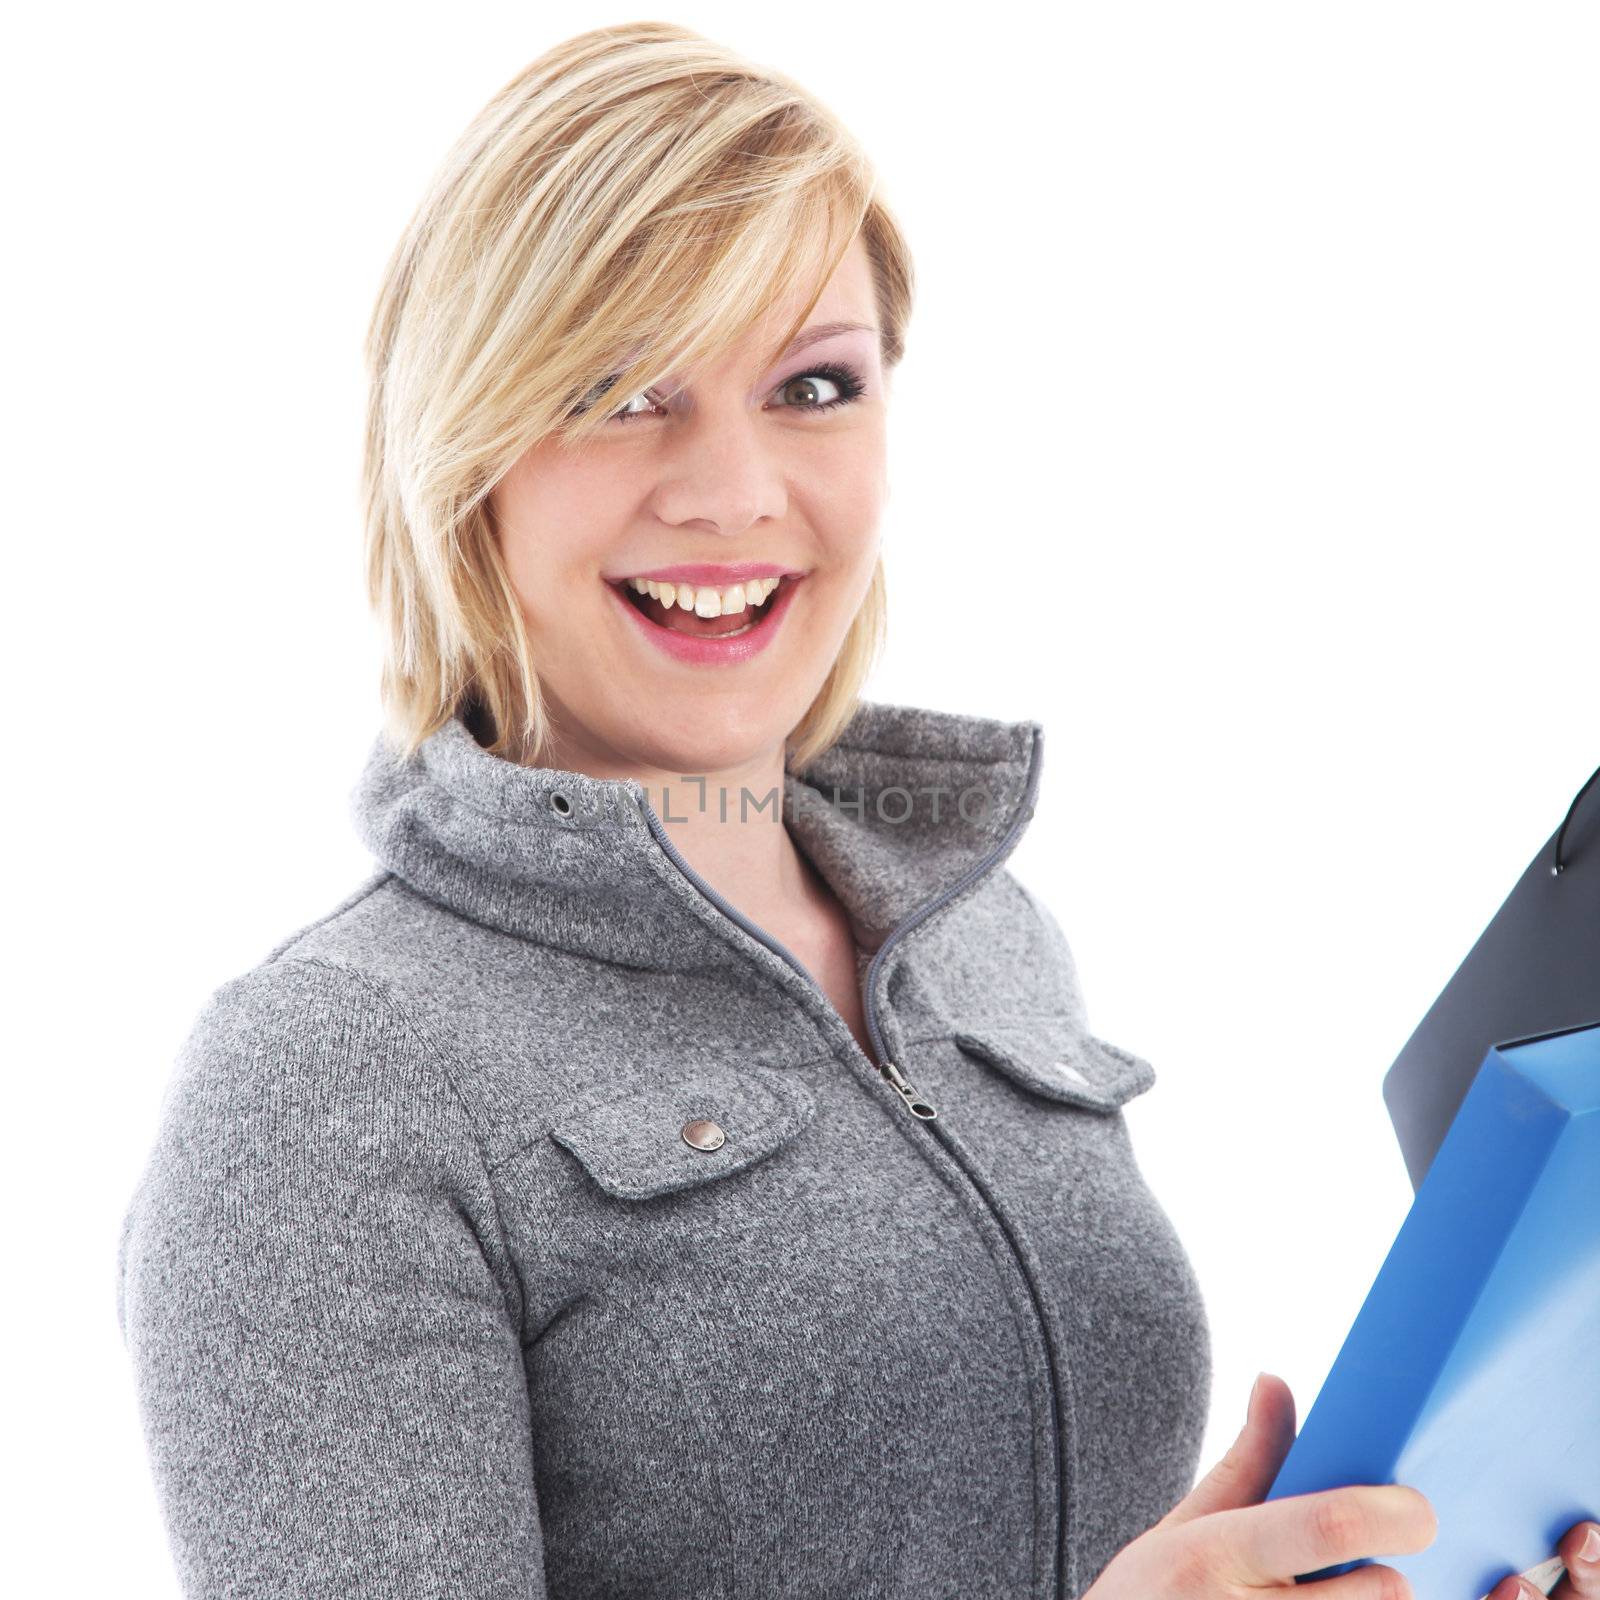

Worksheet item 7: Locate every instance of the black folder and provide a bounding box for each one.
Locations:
[1382,760,1600,1191]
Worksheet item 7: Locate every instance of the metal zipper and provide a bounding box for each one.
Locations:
[634,726,1070,1599]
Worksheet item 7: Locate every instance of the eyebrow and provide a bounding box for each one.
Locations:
[779,320,878,357]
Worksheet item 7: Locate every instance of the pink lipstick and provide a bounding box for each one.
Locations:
[605,571,803,667]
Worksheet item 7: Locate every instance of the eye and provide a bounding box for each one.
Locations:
[771,362,867,416]
[610,388,660,422]
[570,361,869,426]
[564,376,669,424]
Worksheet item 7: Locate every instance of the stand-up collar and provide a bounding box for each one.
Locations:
[350,697,1044,974]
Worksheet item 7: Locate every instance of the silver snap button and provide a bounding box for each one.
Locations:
[681,1118,725,1151]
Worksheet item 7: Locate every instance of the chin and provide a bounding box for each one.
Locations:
[613,696,808,780]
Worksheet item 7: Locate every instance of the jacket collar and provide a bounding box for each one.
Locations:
[350,697,1044,977]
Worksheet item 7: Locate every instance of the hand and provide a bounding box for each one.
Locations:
[1486,1520,1600,1600]
[1082,1372,1437,1599]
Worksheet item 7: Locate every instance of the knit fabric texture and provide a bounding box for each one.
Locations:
[116,696,1213,1599]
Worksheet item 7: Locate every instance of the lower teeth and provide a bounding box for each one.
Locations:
[648,598,771,638]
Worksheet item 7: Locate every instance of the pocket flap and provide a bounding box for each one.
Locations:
[548,1064,817,1201]
[951,1017,1157,1111]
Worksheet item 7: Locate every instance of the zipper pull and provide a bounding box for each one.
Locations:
[881,1059,939,1121]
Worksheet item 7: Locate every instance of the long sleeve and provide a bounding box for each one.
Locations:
[115,956,544,1599]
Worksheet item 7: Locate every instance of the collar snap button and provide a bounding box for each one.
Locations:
[681,1118,726,1151]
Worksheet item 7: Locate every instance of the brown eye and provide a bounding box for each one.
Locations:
[774,361,867,415]
[575,361,868,425]
[780,375,835,406]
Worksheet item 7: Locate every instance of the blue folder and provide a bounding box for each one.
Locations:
[1263,1020,1600,1600]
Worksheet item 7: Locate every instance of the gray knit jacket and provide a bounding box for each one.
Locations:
[116,696,1213,1600]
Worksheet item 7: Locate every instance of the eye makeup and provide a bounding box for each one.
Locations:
[569,359,869,425]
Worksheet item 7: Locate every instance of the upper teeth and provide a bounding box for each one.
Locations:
[625,575,782,617]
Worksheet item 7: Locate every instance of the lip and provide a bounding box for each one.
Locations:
[607,561,806,586]
[606,572,803,667]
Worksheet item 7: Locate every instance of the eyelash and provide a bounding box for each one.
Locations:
[581,361,868,426]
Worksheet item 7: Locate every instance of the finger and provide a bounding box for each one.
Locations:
[1490,1575,1545,1600]
[1210,1483,1437,1587]
[1556,1519,1600,1598]
[1159,1373,1297,1526]
[1290,1561,1416,1600]
[1507,1546,1590,1600]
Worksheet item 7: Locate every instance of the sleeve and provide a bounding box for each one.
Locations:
[114,957,545,1599]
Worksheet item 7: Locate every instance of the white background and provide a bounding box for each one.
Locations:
[6,2,1596,1592]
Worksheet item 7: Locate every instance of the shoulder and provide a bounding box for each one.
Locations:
[118,951,525,1355]
[914,866,1089,1023]
[158,951,491,1186]
[250,864,531,1013]
[123,951,512,1282]
[256,865,423,968]
[184,949,407,1053]
[161,865,563,1173]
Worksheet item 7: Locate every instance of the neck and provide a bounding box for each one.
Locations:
[355,693,1046,980]
[640,753,810,933]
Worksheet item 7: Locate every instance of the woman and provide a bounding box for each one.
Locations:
[116,21,1585,1600]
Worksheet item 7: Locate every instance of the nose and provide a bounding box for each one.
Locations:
[646,410,788,538]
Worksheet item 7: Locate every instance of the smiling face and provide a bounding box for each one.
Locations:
[488,234,889,777]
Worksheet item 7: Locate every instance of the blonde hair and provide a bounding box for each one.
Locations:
[361,20,913,769]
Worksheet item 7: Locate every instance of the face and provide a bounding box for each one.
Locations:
[489,234,888,779]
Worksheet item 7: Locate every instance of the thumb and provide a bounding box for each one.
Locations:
[1158,1372,1298,1527]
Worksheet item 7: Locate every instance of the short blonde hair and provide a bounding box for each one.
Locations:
[361,20,914,769]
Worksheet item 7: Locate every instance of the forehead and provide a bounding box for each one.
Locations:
[693,237,880,375]
[762,235,877,341]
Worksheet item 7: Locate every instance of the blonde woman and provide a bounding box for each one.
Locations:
[120,21,1562,1600]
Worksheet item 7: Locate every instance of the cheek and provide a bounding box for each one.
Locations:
[494,458,628,605]
[804,449,887,551]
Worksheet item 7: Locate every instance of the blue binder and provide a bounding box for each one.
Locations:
[1264,1020,1600,1600]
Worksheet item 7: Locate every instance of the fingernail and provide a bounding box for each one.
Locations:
[1581,1525,1600,1563]
[1247,1372,1264,1420]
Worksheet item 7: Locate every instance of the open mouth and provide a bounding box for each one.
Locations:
[610,575,793,639]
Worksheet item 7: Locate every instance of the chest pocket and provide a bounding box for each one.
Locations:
[950,1015,1157,1112]
[548,1063,817,1201]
